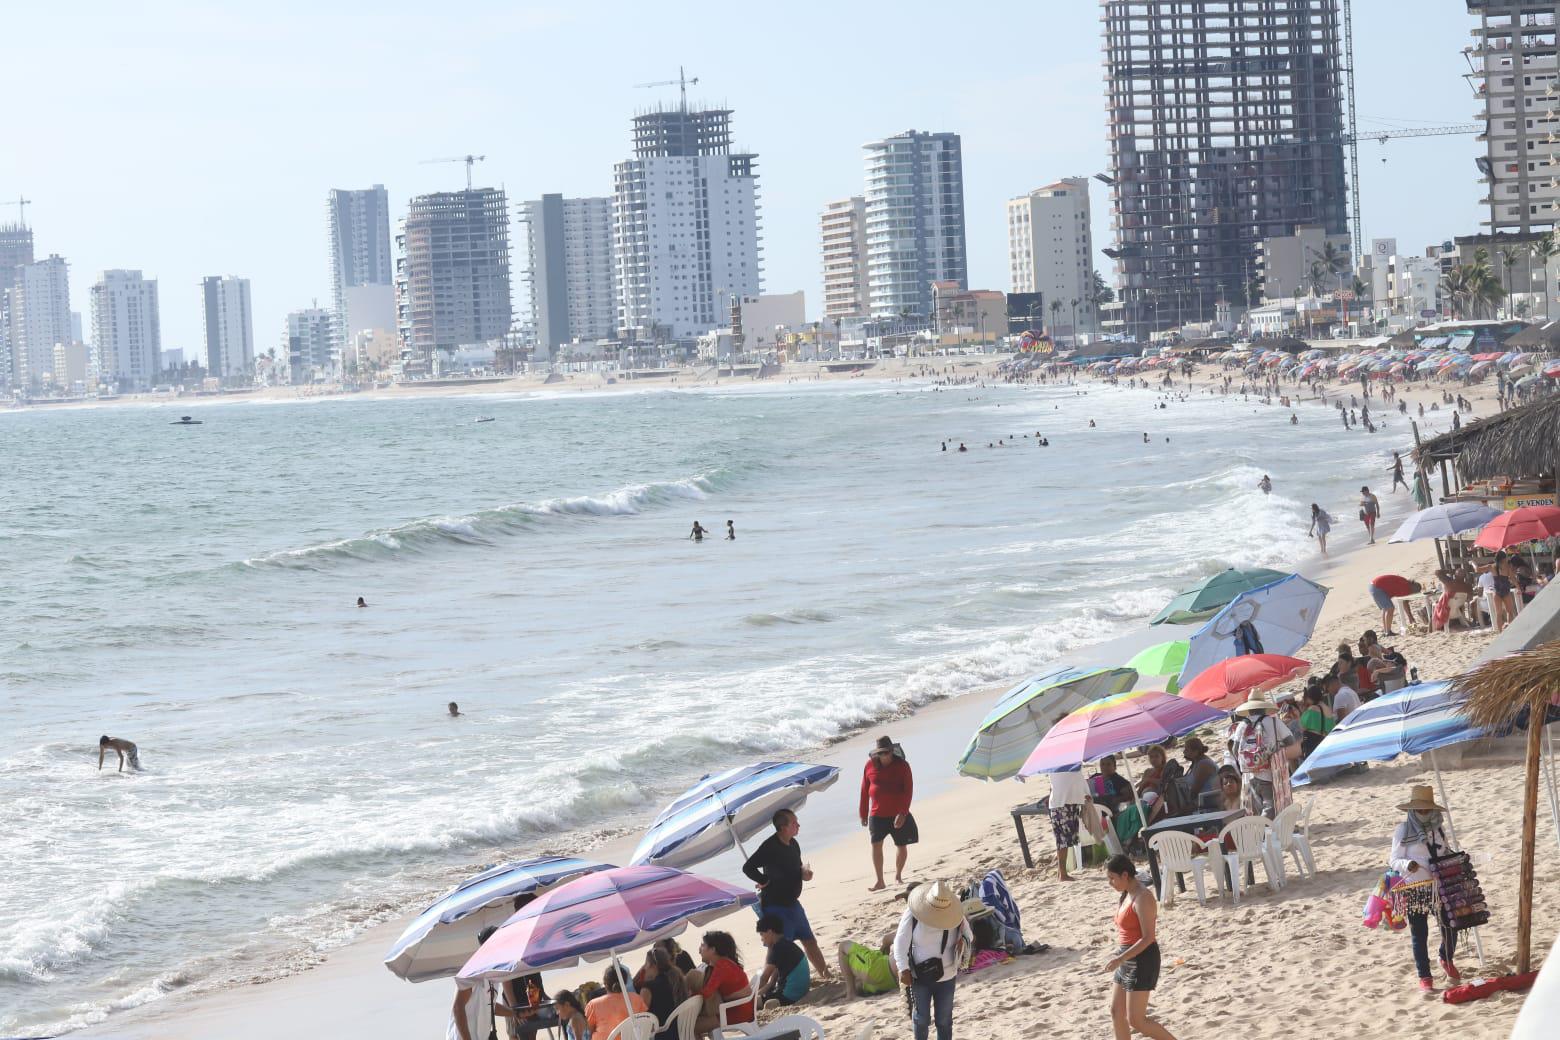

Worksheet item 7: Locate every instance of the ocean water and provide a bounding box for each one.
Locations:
[0,379,1402,1034]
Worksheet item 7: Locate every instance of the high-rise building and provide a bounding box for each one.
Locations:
[820,197,870,322]
[1468,1,1560,234]
[396,189,512,361]
[284,307,334,384]
[1103,0,1348,337]
[1007,178,1095,337]
[520,194,616,353]
[862,130,967,320]
[0,222,36,387]
[90,270,162,390]
[5,255,71,391]
[327,186,395,352]
[613,104,762,340]
[201,275,255,383]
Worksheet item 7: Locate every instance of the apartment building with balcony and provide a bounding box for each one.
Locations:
[820,197,869,322]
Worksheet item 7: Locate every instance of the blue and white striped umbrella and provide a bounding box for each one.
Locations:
[630,762,839,870]
[384,856,612,981]
[1291,681,1491,786]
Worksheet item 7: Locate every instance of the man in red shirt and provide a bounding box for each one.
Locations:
[859,735,917,891]
[1369,574,1421,636]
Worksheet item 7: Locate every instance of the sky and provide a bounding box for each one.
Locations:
[2,1,1485,355]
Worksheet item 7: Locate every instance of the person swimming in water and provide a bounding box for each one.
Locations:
[98,736,140,772]
[958,443,967,452]
[726,520,736,541]
[448,702,462,717]
[1258,475,1272,495]
[689,521,708,542]
[356,597,367,608]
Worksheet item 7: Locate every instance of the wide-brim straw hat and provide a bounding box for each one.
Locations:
[908,880,965,930]
[1231,692,1279,716]
[1397,784,1447,813]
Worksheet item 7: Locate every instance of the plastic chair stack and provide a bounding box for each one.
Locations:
[1218,816,1283,904]
[1267,802,1316,884]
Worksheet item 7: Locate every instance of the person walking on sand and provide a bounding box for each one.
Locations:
[1390,452,1409,493]
[1105,854,1179,1040]
[741,809,833,982]
[98,735,140,772]
[1359,486,1381,544]
[689,521,708,542]
[1047,768,1091,881]
[1309,503,1334,556]
[860,736,917,890]
[1388,786,1462,994]
[894,881,973,1040]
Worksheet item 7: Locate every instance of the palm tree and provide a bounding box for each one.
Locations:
[1089,270,1114,329]
[1440,267,1471,319]
[1309,241,1350,296]
[1307,260,1329,297]
[1069,298,1080,342]
[1048,298,1064,339]
[1531,232,1559,319]
[1499,249,1521,318]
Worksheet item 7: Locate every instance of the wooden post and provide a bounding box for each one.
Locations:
[1440,459,1452,498]
[1517,698,1545,975]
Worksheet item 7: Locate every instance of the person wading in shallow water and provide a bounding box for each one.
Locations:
[726,520,736,541]
[98,735,140,772]
[689,521,708,542]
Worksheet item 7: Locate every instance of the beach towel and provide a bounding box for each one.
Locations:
[977,870,1022,937]
[962,948,1013,974]
[1269,742,1294,816]
[1113,802,1143,846]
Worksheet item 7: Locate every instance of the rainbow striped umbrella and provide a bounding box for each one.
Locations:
[1017,689,1227,776]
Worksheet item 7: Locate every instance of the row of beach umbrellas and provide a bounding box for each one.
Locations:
[1389,500,1560,550]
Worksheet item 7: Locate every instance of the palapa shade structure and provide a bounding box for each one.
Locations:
[1418,395,1560,489]
[1455,640,1560,975]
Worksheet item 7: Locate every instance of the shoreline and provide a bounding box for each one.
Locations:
[74,364,1508,1039]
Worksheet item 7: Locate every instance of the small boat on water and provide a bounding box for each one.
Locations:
[171,415,203,425]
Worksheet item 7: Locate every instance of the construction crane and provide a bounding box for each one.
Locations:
[634,67,698,112]
[420,155,486,190]
[5,196,29,227]
[1345,124,1481,146]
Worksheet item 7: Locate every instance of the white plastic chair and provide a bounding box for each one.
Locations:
[1147,831,1224,907]
[1095,804,1126,857]
[663,994,703,1040]
[1267,802,1316,884]
[716,973,759,1031]
[1217,816,1281,904]
[605,1012,659,1040]
[1296,795,1317,841]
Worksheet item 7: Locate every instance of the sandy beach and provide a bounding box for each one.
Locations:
[79,364,1554,1040]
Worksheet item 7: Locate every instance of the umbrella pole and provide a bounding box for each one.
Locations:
[612,946,636,1021]
[1545,725,1560,856]
[713,790,751,862]
[1120,755,1152,859]
[1429,750,1487,971]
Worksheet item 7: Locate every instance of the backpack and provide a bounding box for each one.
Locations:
[1236,718,1274,774]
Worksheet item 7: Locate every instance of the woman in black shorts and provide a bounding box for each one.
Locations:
[1105,855,1178,1040]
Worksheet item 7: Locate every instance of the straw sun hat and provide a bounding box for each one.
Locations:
[908,881,966,930]
[1397,784,1447,814]
[1230,692,1279,716]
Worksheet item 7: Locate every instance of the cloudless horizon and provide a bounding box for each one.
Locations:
[3,1,1483,356]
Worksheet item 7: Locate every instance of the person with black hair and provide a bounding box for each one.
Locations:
[1105,855,1178,1040]
[860,735,917,891]
[448,925,517,1040]
[552,990,588,1040]
[584,963,648,1039]
[755,912,810,1008]
[742,808,832,982]
[639,945,690,1040]
[97,735,140,772]
[689,930,751,1036]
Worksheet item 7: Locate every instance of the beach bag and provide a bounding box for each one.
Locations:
[911,930,950,985]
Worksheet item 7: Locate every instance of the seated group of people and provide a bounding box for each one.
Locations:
[1433,552,1552,632]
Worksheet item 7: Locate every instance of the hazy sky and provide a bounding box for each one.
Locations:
[3,1,1482,354]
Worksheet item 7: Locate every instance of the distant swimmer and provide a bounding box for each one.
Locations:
[98,735,140,772]
[356,596,367,608]
[726,520,736,541]
[1142,433,1149,444]
[1089,420,1096,428]
[1258,475,1273,495]
[958,443,968,452]
[1290,414,1299,425]
[689,521,708,542]
[941,441,947,451]
[448,702,462,717]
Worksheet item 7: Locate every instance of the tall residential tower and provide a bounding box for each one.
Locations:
[5,255,71,391]
[612,104,762,340]
[1466,1,1560,234]
[1102,0,1348,336]
[396,188,512,362]
[327,186,395,360]
[1007,179,1095,338]
[201,275,254,383]
[820,197,870,322]
[862,130,966,320]
[90,270,162,390]
[520,194,616,354]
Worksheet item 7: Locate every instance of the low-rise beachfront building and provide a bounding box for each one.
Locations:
[1257,225,1351,301]
[932,281,1007,344]
[734,291,805,354]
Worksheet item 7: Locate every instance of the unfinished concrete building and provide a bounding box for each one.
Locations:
[396,188,512,364]
[1102,0,1349,339]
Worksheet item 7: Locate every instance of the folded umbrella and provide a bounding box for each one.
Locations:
[385,856,614,982]
[1388,501,1503,543]
[1179,654,1311,708]
[629,761,838,869]
[1179,574,1328,685]
[1474,505,1560,550]
[1150,567,1291,626]
[956,666,1138,781]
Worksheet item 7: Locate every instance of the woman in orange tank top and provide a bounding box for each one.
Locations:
[1105,855,1179,1040]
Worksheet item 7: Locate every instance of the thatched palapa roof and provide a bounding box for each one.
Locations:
[1417,394,1560,480]
[1454,641,1560,729]
[1503,321,1560,350]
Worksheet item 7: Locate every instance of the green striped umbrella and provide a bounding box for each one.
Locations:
[1149,568,1290,626]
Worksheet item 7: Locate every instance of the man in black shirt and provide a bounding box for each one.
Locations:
[742,809,833,982]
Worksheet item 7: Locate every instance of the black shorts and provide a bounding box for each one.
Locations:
[1114,941,1161,992]
[868,813,919,846]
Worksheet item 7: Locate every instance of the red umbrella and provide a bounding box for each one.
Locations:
[1179,654,1311,707]
[1473,505,1560,550]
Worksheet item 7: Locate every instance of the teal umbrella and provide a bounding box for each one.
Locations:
[1149,568,1290,626]
[956,666,1139,781]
